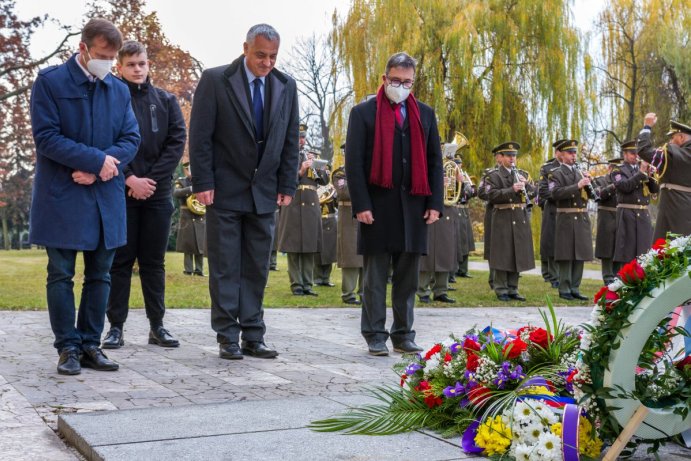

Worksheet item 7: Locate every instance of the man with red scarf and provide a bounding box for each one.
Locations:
[345,52,444,356]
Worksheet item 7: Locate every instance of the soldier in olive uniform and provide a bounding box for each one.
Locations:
[612,140,660,264]
[636,116,691,240]
[173,162,206,276]
[314,191,338,286]
[538,140,564,288]
[593,158,620,285]
[548,140,595,301]
[485,142,535,301]
[333,162,364,304]
[276,148,329,295]
[454,154,476,278]
[477,152,503,290]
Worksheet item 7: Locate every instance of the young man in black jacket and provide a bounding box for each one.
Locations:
[103,41,186,349]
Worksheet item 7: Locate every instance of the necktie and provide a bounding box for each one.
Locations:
[394,103,403,127]
[252,78,264,141]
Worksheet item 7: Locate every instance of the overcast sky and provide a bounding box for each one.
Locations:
[18,0,604,69]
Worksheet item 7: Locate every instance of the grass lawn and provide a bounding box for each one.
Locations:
[0,250,598,310]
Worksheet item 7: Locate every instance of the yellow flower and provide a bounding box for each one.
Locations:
[519,385,555,396]
[474,416,512,456]
[550,422,562,436]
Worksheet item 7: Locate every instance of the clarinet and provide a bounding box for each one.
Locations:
[574,163,600,202]
[510,166,532,208]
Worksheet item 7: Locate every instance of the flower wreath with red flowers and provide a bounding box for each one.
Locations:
[574,234,691,456]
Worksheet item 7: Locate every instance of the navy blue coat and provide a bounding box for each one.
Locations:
[29,54,140,250]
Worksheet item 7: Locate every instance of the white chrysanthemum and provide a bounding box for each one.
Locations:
[512,442,535,461]
[518,420,546,444]
[669,235,689,250]
[537,407,559,425]
[589,306,602,326]
[608,278,624,291]
[536,431,562,461]
[513,401,537,422]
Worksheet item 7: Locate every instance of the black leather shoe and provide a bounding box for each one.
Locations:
[193,271,207,277]
[448,276,456,283]
[418,295,431,303]
[81,346,119,371]
[241,341,278,358]
[57,348,81,375]
[102,327,124,349]
[459,273,473,278]
[303,289,319,296]
[368,342,389,356]
[292,288,304,296]
[571,292,589,301]
[149,326,180,347]
[497,294,511,302]
[433,294,456,303]
[509,293,526,301]
[269,266,278,271]
[317,281,335,287]
[219,343,243,360]
[551,281,560,289]
[393,340,423,354]
[559,293,575,300]
[343,297,361,305]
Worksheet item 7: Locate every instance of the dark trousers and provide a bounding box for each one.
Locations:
[558,260,584,295]
[287,252,315,291]
[46,234,115,353]
[184,253,204,274]
[107,202,173,329]
[600,258,618,285]
[314,263,333,283]
[494,270,519,296]
[417,271,449,298]
[361,252,419,345]
[341,267,363,301]
[457,253,469,276]
[208,207,273,344]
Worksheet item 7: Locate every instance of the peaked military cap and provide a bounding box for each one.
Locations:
[552,139,568,149]
[299,123,308,137]
[492,141,520,155]
[555,139,579,152]
[666,120,691,136]
[607,155,623,164]
[620,140,637,152]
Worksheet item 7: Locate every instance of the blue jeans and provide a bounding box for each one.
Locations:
[46,239,116,353]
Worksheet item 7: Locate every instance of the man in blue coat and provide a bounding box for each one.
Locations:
[29,18,140,375]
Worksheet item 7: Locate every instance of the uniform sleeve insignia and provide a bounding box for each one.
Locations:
[548,181,556,191]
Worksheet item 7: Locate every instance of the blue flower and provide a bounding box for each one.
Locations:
[405,363,423,375]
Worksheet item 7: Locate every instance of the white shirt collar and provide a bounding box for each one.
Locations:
[75,53,95,81]
[243,57,265,85]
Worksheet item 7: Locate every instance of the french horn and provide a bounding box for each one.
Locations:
[186,194,207,215]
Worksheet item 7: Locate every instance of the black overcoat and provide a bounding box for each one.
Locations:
[345,97,443,255]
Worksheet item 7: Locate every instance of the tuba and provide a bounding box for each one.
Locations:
[318,183,336,205]
[443,159,462,205]
[186,194,207,215]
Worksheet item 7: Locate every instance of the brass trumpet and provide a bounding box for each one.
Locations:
[186,194,207,215]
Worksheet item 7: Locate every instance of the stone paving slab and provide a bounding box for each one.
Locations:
[59,396,467,461]
[0,307,689,460]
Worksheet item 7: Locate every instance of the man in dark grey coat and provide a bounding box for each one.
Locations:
[485,142,535,301]
[548,140,595,301]
[612,140,659,265]
[174,162,206,275]
[189,24,299,360]
[346,52,443,356]
[334,163,364,305]
[538,141,564,289]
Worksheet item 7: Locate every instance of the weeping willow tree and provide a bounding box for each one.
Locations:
[594,0,690,150]
[333,0,587,177]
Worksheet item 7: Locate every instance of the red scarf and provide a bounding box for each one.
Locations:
[370,85,431,195]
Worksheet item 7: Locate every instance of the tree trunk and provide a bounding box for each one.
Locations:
[1,212,9,250]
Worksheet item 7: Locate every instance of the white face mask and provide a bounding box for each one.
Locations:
[85,49,114,80]
[385,83,411,104]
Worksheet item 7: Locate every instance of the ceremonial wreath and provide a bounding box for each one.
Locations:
[310,234,691,460]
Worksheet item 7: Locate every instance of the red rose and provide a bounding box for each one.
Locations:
[466,352,479,372]
[618,260,646,285]
[468,386,492,407]
[423,394,443,408]
[462,338,481,352]
[594,286,608,304]
[603,290,620,312]
[444,352,453,363]
[502,338,528,359]
[529,328,552,349]
[415,380,431,392]
[652,238,667,252]
[675,356,691,371]
[424,344,442,360]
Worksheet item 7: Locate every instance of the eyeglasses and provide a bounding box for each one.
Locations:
[387,77,414,89]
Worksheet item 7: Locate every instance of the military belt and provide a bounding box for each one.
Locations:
[338,201,352,207]
[298,185,318,191]
[660,183,691,193]
[617,204,648,210]
[322,213,336,218]
[556,207,587,213]
[493,203,526,210]
[598,206,617,212]
[456,204,469,209]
